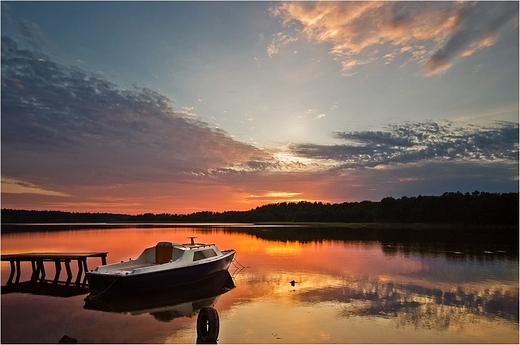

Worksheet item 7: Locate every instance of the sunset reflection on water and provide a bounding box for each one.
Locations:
[1,225,518,343]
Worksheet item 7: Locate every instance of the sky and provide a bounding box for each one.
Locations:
[1,1,519,214]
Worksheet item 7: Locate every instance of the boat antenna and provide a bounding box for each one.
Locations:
[188,236,197,245]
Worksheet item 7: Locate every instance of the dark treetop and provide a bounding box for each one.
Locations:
[2,191,518,225]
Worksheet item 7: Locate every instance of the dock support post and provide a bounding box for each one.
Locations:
[7,261,15,284]
[15,261,21,283]
[30,260,38,281]
[37,259,46,281]
[64,259,72,285]
[53,260,62,284]
[75,259,83,286]
[81,258,89,286]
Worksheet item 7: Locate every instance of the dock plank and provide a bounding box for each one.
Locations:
[1,252,108,260]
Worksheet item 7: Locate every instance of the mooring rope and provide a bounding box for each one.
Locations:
[84,275,121,301]
[230,254,250,277]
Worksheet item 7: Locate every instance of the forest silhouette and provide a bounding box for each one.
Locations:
[2,191,518,225]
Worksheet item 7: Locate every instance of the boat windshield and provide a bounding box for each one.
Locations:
[193,249,217,261]
[172,248,184,261]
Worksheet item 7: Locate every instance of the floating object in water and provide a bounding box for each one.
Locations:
[58,335,78,344]
[197,307,220,343]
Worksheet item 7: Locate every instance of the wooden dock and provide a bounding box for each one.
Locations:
[1,252,107,286]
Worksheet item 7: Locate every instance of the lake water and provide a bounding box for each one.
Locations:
[1,224,518,343]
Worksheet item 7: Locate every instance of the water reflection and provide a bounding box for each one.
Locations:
[1,225,518,343]
[84,271,235,322]
[298,279,519,325]
[226,226,518,261]
[1,280,88,297]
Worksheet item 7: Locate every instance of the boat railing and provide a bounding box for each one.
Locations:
[179,237,216,249]
[181,243,215,248]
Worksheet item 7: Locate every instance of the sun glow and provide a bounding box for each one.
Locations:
[264,192,301,198]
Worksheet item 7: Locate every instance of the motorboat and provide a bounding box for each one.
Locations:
[86,237,235,295]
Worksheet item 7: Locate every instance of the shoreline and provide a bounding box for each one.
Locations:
[2,221,518,231]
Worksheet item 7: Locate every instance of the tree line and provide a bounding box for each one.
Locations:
[1,191,518,225]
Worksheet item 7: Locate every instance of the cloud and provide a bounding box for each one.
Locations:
[287,121,519,169]
[1,4,47,49]
[1,177,70,197]
[1,14,517,214]
[269,2,518,75]
[14,19,47,49]
[425,2,519,75]
[247,191,303,203]
[1,36,275,190]
[267,32,299,57]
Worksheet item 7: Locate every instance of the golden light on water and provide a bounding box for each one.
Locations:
[1,226,518,343]
[263,241,303,255]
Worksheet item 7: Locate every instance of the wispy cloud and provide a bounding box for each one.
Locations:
[425,2,519,75]
[1,177,70,196]
[1,3,48,49]
[287,121,519,169]
[269,2,518,76]
[1,36,275,190]
[267,32,299,58]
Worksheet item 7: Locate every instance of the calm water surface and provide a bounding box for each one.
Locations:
[1,224,518,343]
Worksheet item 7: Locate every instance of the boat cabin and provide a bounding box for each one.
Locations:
[91,239,223,276]
[144,241,219,265]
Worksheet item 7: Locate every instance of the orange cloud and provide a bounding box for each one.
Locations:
[270,2,518,76]
[1,177,70,197]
